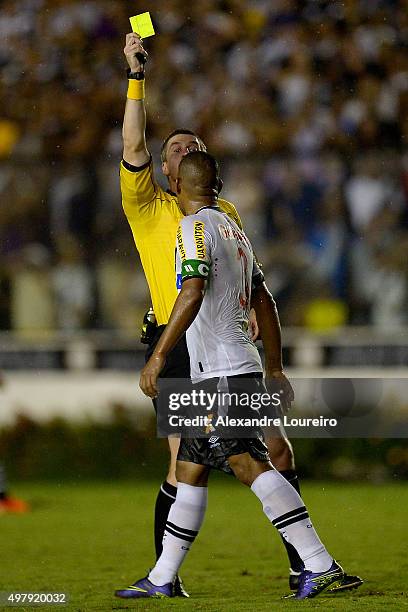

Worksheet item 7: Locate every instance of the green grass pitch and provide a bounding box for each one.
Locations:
[1,478,407,611]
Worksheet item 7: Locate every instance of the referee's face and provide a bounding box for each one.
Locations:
[162,135,201,182]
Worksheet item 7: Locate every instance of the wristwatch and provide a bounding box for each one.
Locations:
[127,68,145,80]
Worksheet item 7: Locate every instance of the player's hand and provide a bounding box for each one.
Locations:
[140,354,165,398]
[248,308,259,341]
[124,33,148,72]
[265,369,294,414]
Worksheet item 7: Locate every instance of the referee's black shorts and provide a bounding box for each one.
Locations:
[145,325,191,416]
[145,325,190,378]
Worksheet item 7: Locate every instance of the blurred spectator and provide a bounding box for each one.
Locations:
[345,155,394,233]
[1,0,408,332]
[52,234,94,330]
[96,251,148,331]
[10,244,55,333]
[350,207,408,328]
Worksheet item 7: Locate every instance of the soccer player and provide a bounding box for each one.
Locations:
[115,151,355,600]
[120,32,361,594]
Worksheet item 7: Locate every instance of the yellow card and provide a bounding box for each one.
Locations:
[129,12,155,38]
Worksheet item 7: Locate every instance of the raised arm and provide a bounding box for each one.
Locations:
[123,33,150,166]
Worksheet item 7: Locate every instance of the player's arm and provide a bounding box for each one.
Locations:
[251,282,283,373]
[122,33,149,166]
[140,216,212,398]
[251,281,294,410]
[140,278,205,398]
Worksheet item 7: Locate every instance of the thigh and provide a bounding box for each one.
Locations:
[177,437,233,475]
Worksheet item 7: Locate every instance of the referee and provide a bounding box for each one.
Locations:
[119,32,360,595]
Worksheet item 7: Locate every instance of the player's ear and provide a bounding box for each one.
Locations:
[217,177,223,194]
[176,176,182,194]
[162,160,169,176]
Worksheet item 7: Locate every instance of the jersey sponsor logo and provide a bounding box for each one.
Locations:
[193,221,206,259]
[176,273,182,290]
[218,223,244,242]
[177,225,187,261]
[181,259,210,280]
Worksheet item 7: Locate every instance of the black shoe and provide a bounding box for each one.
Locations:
[289,570,302,591]
[173,575,190,598]
[328,573,363,592]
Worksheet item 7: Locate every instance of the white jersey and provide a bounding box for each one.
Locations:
[175,206,264,383]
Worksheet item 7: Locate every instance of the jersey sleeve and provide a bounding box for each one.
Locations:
[176,216,212,283]
[218,199,243,230]
[120,157,163,221]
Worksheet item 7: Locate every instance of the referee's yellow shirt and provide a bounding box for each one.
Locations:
[120,158,243,326]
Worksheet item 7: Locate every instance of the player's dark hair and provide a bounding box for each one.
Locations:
[160,129,206,162]
[178,151,220,191]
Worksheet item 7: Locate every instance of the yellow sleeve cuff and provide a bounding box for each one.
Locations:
[127,79,145,100]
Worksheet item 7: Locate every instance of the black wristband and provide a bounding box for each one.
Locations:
[127,68,145,80]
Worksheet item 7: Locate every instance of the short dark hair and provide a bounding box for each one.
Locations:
[160,129,206,162]
[178,151,219,190]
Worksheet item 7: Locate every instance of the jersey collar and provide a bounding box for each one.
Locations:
[165,189,220,214]
[195,205,222,214]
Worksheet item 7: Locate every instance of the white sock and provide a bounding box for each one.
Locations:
[251,470,333,573]
[149,483,208,586]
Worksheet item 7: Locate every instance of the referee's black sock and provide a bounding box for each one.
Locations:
[280,469,301,495]
[279,470,304,573]
[154,481,177,559]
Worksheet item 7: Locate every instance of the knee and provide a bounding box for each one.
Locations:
[266,437,294,471]
[175,462,209,487]
[175,462,186,483]
[235,469,253,487]
[228,456,271,487]
[227,456,252,487]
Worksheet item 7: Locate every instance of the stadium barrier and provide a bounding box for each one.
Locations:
[1,326,408,371]
[1,328,407,480]
[1,326,407,426]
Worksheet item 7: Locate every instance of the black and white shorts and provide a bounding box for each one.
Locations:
[177,435,270,475]
[177,373,270,474]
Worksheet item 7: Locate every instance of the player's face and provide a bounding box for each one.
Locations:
[162,134,201,181]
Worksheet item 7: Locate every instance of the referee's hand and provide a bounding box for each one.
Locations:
[140,354,165,398]
[124,33,148,72]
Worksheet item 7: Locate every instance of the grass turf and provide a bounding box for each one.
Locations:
[1,479,407,611]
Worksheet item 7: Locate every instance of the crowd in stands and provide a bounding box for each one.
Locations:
[1,0,407,333]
